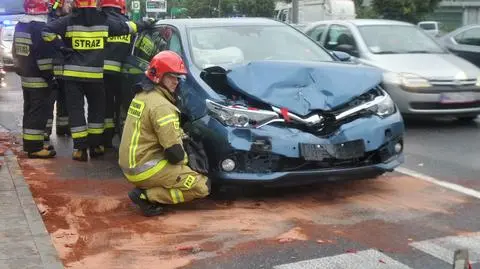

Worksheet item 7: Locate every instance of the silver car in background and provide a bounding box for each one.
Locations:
[304,19,480,121]
[0,23,14,67]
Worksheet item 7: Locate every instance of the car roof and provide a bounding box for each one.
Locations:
[155,17,286,28]
[307,19,414,28]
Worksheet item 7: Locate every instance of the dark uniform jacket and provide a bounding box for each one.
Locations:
[41,8,139,82]
[103,7,132,75]
[13,16,59,89]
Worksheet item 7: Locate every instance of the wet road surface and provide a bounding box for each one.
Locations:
[1,72,480,269]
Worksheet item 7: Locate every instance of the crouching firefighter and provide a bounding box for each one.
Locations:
[13,0,60,158]
[119,51,210,217]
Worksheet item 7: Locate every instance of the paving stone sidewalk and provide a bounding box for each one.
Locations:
[0,152,64,269]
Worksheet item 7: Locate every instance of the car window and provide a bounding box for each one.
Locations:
[324,24,358,56]
[307,24,327,42]
[168,28,182,55]
[454,27,480,46]
[187,25,334,69]
[358,25,445,54]
[419,23,436,30]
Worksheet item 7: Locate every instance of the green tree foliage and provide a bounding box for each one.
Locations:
[236,0,275,17]
[354,0,378,19]
[371,0,441,23]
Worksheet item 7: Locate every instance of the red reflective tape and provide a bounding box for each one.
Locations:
[280,107,291,122]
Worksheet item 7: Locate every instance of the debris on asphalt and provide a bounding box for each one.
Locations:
[418,163,424,167]
[276,227,308,243]
[316,239,325,244]
[176,245,202,254]
[379,259,386,264]
[345,249,358,254]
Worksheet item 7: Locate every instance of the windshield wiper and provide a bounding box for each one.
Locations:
[405,50,436,54]
[374,51,401,54]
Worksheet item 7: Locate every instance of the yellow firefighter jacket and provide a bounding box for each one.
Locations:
[119,84,187,182]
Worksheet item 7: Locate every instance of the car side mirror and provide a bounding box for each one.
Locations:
[332,51,352,62]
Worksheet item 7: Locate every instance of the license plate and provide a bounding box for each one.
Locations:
[439,92,477,104]
[299,140,365,161]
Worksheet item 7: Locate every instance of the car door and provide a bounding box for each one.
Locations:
[446,26,480,67]
[323,24,360,57]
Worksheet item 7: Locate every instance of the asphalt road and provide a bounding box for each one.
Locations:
[2,72,480,269]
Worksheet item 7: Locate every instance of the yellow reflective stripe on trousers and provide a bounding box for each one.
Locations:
[124,159,169,182]
[169,189,185,204]
[88,123,104,134]
[71,131,88,139]
[71,126,88,139]
[128,99,145,169]
[23,134,45,141]
[104,119,115,129]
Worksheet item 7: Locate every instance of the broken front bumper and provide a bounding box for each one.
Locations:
[197,110,405,185]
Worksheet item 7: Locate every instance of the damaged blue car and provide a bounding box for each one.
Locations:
[120,18,405,186]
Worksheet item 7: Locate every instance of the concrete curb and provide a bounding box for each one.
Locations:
[5,153,65,269]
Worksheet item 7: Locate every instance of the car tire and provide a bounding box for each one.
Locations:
[456,116,478,122]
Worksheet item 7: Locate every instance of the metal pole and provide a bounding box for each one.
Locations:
[292,0,299,24]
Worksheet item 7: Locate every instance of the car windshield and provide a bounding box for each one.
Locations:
[187,25,334,69]
[358,25,445,54]
[1,27,14,41]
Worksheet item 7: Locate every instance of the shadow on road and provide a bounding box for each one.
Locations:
[403,116,479,130]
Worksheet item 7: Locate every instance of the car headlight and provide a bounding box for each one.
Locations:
[368,92,396,118]
[206,99,280,128]
[383,72,431,88]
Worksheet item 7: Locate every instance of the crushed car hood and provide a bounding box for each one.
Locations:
[225,60,383,116]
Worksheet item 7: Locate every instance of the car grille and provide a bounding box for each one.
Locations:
[411,101,480,110]
[223,137,402,173]
[429,78,477,86]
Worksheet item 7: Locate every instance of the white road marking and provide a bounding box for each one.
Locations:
[395,167,480,199]
[410,232,480,264]
[273,249,413,269]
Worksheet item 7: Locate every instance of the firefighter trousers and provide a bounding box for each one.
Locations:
[64,80,105,150]
[55,79,69,134]
[22,87,52,153]
[104,74,121,147]
[45,80,69,137]
[131,163,210,205]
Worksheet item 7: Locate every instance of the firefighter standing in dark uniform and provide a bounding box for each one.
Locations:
[41,0,155,161]
[13,0,59,158]
[101,0,131,148]
[46,0,71,138]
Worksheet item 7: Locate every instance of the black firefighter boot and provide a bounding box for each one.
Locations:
[72,149,88,162]
[89,145,105,158]
[128,188,164,217]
